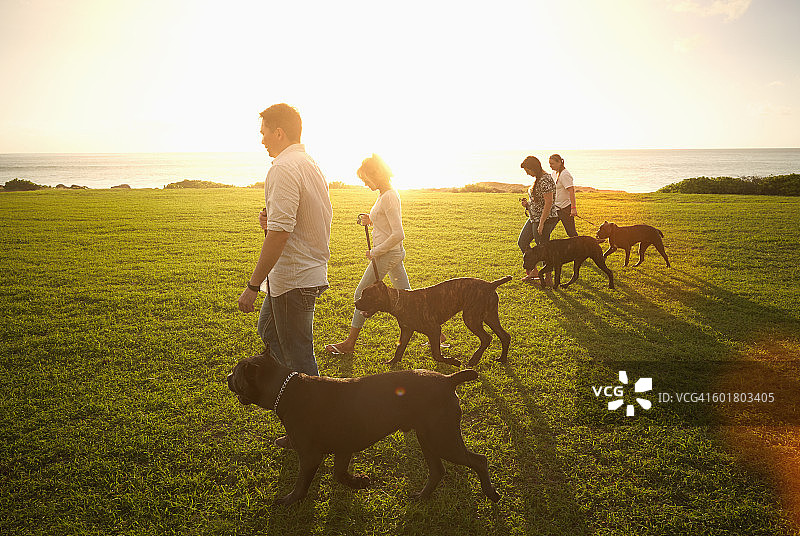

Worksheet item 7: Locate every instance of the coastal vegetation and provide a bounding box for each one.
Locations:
[2,178,49,191]
[328,180,361,189]
[450,182,527,193]
[6,175,800,195]
[658,174,800,195]
[2,189,799,535]
[163,179,233,189]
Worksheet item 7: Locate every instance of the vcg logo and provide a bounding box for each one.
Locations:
[592,371,653,417]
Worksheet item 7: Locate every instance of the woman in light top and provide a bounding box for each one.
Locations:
[549,153,578,237]
[326,154,445,355]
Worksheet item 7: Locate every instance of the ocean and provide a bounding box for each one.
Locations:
[1,148,799,193]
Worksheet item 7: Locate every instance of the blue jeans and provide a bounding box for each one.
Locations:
[517,217,559,253]
[257,286,327,376]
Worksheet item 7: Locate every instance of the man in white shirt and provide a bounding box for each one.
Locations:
[237,103,332,380]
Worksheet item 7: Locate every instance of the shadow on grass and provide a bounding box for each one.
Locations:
[486,368,591,535]
[543,267,800,424]
[644,268,800,340]
[535,267,799,533]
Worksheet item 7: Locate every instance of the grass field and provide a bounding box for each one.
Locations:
[2,188,800,535]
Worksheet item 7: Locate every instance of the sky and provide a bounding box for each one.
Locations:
[1,0,798,185]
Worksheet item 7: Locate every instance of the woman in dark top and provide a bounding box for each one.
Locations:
[517,155,559,285]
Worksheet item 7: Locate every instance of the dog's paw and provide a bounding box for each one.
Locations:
[486,487,501,502]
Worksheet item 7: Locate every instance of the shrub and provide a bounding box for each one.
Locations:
[164,179,232,189]
[453,182,527,193]
[328,181,360,189]
[3,178,48,191]
[658,174,800,196]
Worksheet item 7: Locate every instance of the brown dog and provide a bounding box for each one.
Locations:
[354,277,512,367]
[227,349,501,505]
[595,221,670,267]
[523,236,614,289]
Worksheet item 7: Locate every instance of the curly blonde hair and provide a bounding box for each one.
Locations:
[357,154,393,189]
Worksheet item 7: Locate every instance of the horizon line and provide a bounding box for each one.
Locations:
[2,146,800,156]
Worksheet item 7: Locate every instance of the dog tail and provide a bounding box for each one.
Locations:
[658,228,664,238]
[448,369,478,387]
[490,275,513,288]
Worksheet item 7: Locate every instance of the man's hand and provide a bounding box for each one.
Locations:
[238,287,258,313]
[236,230,290,314]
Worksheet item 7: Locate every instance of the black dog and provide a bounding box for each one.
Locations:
[596,221,670,267]
[354,277,512,367]
[523,236,614,289]
[227,349,501,505]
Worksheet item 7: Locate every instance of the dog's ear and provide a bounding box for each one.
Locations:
[253,347,282,371]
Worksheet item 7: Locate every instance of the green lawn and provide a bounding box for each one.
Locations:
[1,188,799,535]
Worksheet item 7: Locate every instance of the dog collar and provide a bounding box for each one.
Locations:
[273,371,298,413]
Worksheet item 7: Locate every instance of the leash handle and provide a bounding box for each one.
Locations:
[358,213,380,282]
[519,197,532,219]
[364,225,381,281]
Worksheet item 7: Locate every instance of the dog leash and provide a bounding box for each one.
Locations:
[273,371,299,413]
[520,198,597,227]
[358,213,381,282]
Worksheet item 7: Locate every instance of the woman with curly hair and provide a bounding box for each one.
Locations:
[517,155,559,286]
[326,154,446,354]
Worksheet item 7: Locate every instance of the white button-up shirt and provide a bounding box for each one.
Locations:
[262,144,332,297]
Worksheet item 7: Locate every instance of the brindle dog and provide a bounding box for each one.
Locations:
[227,349,501,505]
[355,276,512,367]
[595,221,671,267]
[523,235,614,289]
